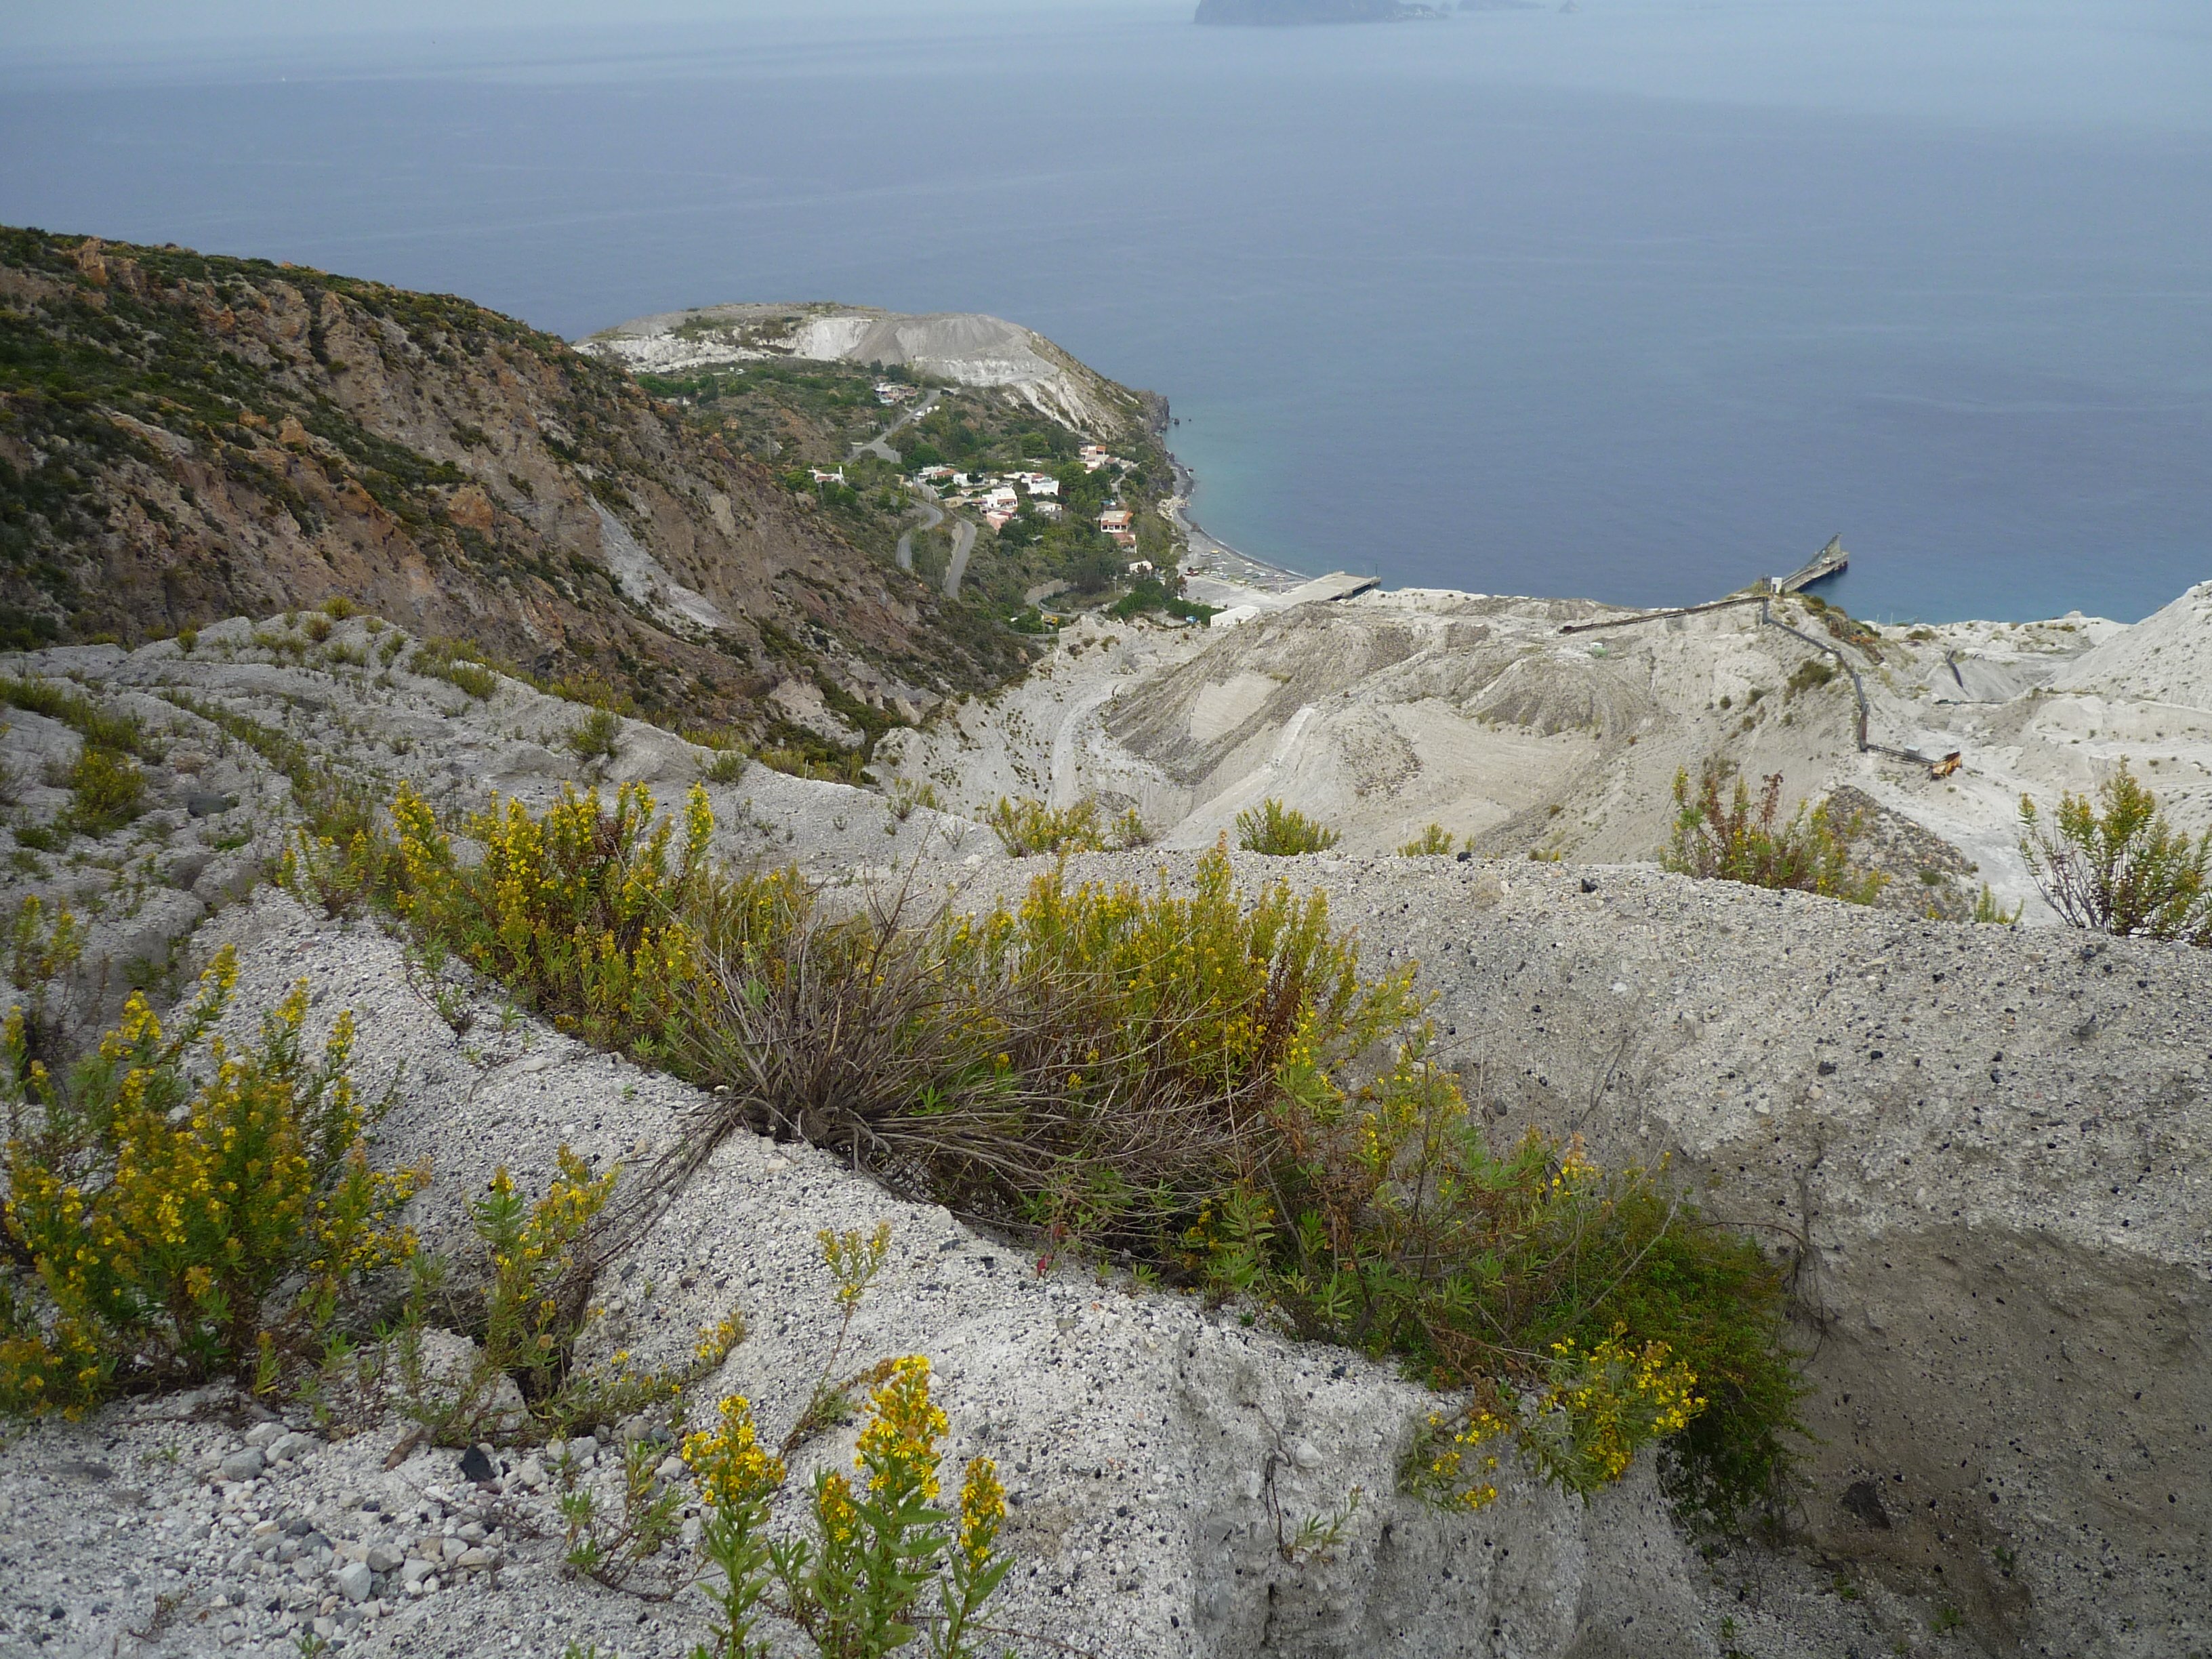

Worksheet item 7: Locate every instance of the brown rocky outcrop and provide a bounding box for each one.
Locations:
[0,226,1018,731]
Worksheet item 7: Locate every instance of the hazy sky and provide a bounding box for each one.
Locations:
[6,0,1120,54]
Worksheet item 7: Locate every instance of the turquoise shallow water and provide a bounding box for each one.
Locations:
[3,1,2208,621]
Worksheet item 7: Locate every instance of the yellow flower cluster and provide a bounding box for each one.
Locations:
[681,1393,787,1511]
[854,1354,948,1502]
[817,1470,860,1546]
[1534,1328,1706,1489]
[695,1311,745,1365]
[1420,1405,1513,1512]
[956,1455,1006,1572]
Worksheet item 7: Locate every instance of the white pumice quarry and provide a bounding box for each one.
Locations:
[0,600,2205,1659]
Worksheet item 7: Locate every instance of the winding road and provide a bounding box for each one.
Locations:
[942,516,977,600]
[848,388,942,465]
[895,497,942,575]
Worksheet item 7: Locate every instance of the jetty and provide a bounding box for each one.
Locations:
[1776,534,1849,594]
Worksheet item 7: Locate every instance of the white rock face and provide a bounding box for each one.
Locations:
[2054,577,2212,708]
[579,301,1149,437]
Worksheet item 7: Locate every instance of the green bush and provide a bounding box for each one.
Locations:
[63,744,145,835]
[1662,760,1885,904]
[2020,762,2210,945]
[1783,658,1837,699]
[1397,823,1457,857]
[567,707,624,764]
[0,950,422,1416]
[409,638,502,699]
[984,795,1147,857]
[701,750,750,785]
[1236,798,1340,856]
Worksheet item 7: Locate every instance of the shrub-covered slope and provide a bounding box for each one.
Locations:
[0,226,1021,732]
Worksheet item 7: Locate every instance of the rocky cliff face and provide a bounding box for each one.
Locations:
[0,228,1015,733]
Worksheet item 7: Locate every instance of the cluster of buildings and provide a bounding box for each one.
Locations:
[874,382,921,405]
[903,447,1145,547]
[914,465,1065,530]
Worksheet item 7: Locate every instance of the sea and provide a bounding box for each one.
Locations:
[4,0,2209,623]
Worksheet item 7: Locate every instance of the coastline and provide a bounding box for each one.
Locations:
[1163,449,1311,600]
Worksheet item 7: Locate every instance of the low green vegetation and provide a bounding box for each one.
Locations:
[1662,760,1885,905]
[1237,798,1341,856]
[0,675,155,758]
[409,637,504,699]
[2020,762,2211,945]
[984,795,1149,857]
[1396,823,1458,857]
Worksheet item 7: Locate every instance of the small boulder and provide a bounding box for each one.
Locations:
[219,1448,266,1483]
[365,1545,403,1575]
[268,1433,318,1464]
[332,1561,373,1605]
[244,1422,285,1450]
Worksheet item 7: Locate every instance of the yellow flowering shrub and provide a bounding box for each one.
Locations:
[683,1356,1012,1659]
[6,894,85,1067]
[402,1148,744,1450]
[0,948,422,1416]
[391,779,723,1055]
[336,783,1796,1528]
[278,820,407,920]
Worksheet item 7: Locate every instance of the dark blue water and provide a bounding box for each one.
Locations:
[5,1,2209,621]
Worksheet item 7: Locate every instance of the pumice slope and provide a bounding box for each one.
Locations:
[0,618,2203,1659]
[884,581,2212,923]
